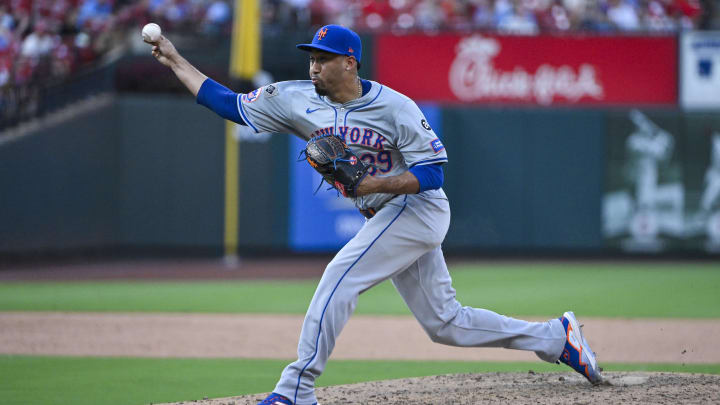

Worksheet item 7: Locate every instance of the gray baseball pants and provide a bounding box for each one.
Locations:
[274,193,567,405]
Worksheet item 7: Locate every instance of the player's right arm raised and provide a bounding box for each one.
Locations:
[149,35,207,97]
[148,35,251,127]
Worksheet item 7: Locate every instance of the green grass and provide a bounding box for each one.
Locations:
[1,263,719,317]
[1,355,718,405]
[445,262,720,318]
[2,263,718,405]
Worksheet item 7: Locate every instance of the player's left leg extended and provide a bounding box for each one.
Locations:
[390,247,567,363]
[271,194,450,405]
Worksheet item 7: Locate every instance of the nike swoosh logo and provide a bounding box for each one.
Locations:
[306,107,320,114]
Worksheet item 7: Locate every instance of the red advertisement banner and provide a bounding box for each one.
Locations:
[376,34,677,105]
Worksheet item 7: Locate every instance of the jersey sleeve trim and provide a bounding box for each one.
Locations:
[410,157,448,167]
[409,163,444,192]
[237,95,260,133]
[196,78,245,124]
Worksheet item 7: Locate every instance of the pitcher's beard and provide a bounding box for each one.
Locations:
[313,83,328,96]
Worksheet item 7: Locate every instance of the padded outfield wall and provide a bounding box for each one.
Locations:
[0,95,226,256]
[2,99,717,256]
[1,31,719,257]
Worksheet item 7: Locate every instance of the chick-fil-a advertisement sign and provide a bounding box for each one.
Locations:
[376,34,677,106]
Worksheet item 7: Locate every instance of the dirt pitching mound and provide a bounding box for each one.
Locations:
[158,372,720,405]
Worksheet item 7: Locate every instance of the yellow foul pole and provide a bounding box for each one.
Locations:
[224,0,260,259]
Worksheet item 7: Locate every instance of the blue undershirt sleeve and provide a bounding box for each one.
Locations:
[408,163,444,193]
[196,78,246,125]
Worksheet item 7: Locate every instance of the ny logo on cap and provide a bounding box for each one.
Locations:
[317,28,328,40]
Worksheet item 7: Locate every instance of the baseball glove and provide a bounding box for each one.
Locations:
[304,134,371,198]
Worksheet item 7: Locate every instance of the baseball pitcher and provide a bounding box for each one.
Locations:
[147,24,604,405]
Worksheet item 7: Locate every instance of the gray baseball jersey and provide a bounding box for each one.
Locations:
[231,80,567,405]
[236,80,448,210]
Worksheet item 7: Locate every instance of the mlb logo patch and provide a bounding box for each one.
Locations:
[431,139,444,153]
[264,84,280,98]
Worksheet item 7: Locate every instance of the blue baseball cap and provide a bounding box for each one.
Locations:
[296,25,362,63]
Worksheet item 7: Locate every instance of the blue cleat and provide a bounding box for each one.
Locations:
[557,311,604,385]
[258,393,293,405]
[258,392,318,405]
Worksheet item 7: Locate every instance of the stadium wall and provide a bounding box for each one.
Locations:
[441,108,605,252]
[0,100,120,253]
[0,95,227,256]
[1,98,716,256]
[2,31,718,258]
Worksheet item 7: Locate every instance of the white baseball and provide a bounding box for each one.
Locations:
[142,23,161,42]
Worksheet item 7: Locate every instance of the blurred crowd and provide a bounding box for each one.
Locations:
[0,0,231,93]
[1,0,712,93]
[0,0,716,129]
[265,0,712,34]
[0,0,232,126]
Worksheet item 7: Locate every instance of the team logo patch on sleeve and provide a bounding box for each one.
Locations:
[421,119,432,131]
[431,138,445,152]
[241,87,262,103]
